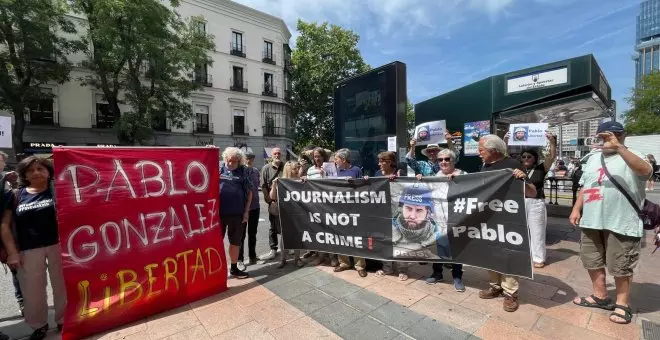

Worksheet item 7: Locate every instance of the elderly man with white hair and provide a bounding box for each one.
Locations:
[220,147,253,279]
[477,134,537,312]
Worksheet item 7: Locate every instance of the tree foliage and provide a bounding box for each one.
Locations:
[71,0,214,145]
[623,72,660,135]
[0,0,85,155]
[290,20,369,149]
[406,100,415,138]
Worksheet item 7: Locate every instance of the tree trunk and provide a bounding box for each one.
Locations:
[11,105,26,158]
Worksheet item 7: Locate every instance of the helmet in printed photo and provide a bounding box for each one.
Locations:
[399,183,434,209]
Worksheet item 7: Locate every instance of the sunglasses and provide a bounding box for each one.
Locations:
[439,157,452,162]
[521,155,534,159]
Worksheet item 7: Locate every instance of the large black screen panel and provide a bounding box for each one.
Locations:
[334,62,407,176]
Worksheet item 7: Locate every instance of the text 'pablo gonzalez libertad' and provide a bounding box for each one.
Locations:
[283,189,387,249]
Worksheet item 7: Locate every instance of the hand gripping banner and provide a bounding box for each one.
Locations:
[53,147,226,340]
[278,169,532,278]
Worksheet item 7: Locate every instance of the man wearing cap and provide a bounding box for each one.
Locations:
[260,148,283,260]
[569,121,652,325]
[407,131,457,176]
[392,183,450,260]
[238,150,261,269]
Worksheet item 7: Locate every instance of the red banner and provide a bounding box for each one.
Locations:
[53,147,226,340]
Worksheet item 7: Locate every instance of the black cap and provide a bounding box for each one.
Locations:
[596,121,624,134]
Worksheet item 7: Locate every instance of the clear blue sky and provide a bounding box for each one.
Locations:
[236,0,639,120]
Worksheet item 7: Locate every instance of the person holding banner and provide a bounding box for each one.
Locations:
[477,135,537,312]
[220,147,253,279]
[333,148,368,277]
[504,131,557,268]
[270,161,305,269]
[366,151,410,281]
[0,156,66,340]
[407,132,457,176]
[419,148,468,292]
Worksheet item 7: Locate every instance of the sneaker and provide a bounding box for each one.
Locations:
[230,267,249,279]
[503,294,519,312]
[479,287,503,299]
[237,261,246,271]
[425,275,443,284]
[29,325,48,340]
[259,249,277,261]
[453,278,466,292]
[19,303,24,317]
[330,258,339,267]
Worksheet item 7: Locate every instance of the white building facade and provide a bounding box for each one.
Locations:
[3,0,295,167]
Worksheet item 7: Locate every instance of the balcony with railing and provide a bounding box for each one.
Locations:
[92,112,119,129]
[193,121,213,134]
[262,50,276,65]
[284,58,292,72]
[262,84,278,98]
[194,72,213,87]
[262,102,294,139]
[230,78,248,92]
[152,115,171,132]
[25,109,59,127]
[230,42,246,57]
[231,124,249,136]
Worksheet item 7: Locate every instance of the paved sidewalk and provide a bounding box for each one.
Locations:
[2,216,657,339]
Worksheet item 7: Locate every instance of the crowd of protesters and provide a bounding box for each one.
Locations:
[0,120,658,340]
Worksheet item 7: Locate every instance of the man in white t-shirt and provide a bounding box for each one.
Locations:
[569,121,652,325]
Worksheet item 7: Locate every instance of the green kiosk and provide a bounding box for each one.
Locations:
[414,54,614,173]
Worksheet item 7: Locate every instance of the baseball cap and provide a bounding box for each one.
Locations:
[244,150,255,158]
[596,121,624,134]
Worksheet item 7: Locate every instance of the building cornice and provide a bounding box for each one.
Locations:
[186,0,291,40]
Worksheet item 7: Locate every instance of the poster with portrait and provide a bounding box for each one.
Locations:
[507,123,548,146]
[414,120,446,145]
[463,121,491,156]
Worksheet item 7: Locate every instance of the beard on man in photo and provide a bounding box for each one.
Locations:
[392,182,451,260]
[417,125,430,141]
[514,127,528,141]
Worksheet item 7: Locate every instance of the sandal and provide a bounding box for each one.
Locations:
[375,270,386,277]
[398,273,409,281]
[573,294,615,311]
[610,304,633,324]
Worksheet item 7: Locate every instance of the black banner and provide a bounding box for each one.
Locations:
[278,169,532,278]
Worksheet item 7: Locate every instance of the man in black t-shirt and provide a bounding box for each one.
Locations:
[477,135,537,313]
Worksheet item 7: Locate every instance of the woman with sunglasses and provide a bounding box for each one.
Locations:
[416,149,468,291]
[506,132,557,268]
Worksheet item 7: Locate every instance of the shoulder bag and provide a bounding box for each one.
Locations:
[600,154,660,230]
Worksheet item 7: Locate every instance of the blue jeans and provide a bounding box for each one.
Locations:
[432,263,462,279]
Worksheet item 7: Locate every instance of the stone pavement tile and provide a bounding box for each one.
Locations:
[473,318,546,340]
[532,315,616,340]
[193,298,253,336]
[339,289,390,313]
[587,312,640,340]
[532,262,573,279]
[244,296,305,331]
[518,291,561,314]
[639,309,660,324]
[336,316,400,340]
[369,301,425,331]
[299,270,340,288]
[213,320,274,340]
[409,295,487,333]
[144,304,200,340]
[231,285,277,308]
[286,289,337,314]
[459,293,540,330]
[329,268,380,288]
[317,278,362,298]
[85,320,147,340]
[541,303,592,328]
[520,279,560,299]
[267,279,315,300]
[309,300,364,333]
[159,325,211,340]
[408,278,474,304]
[367,279,428,307]
[403,316,472,340]
[376,271,423,286]
[189,280,258,311]
[269,316,341,340]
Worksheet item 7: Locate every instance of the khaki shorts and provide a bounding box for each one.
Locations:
[580,228,641,277]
